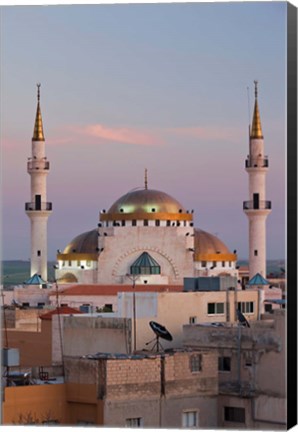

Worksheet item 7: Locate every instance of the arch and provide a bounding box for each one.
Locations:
[112,247,180,279]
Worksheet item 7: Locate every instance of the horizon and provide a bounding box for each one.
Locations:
[2,2,286,261]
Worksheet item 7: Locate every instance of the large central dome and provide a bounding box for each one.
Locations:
[109,189,185,213]
[100,188,193,222]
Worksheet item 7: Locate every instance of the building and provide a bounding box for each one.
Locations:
[183,309,286,429]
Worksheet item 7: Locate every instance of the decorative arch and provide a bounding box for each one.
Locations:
[112,246,180,279]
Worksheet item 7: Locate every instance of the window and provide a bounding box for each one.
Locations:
[189,354,202,372]
[86,260,91,267]
[224,407,245,423]
[237,302,254,314]
[254,250,258,256]
[126,418,143,427]
[201,261,207,267]
[77,260,81,267]
[189,316,197,324]
[155,220,160,226]
[182,411,198,428]
[37,250,41,257]
[222,261,226,267]
[218,356,231,371]
[208,302,224,315]
[122,220,126,226]
[62,261,65,267]
[132,220,137,226]
[144,219,148,226]
[213,261,217,268]
[68,260,72,266]
[166,220,171,226]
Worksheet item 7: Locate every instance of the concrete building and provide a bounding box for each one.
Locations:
[64,349,219,427]
[25,84,52,281]
[183,309,286,429]
[51,289,260,363]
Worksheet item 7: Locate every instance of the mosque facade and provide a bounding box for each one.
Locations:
[26,82,270,286]
[55,185,238,285]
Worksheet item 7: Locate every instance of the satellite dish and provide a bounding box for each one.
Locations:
[146,321,173,352]
[149,321,173,341]
[236,310,250,328]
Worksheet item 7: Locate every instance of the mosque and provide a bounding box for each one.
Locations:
[26,81,270,286]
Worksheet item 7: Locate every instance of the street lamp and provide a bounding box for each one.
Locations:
[126,273,140,353]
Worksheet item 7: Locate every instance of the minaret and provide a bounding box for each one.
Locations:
[25,84,52,281]
[243,81,271,278]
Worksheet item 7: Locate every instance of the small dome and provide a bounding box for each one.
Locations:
[101,188,192,221]
[194,228,236,261]
[63,229,98,254]
[194,229,231,254]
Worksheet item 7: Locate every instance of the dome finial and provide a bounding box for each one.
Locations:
[37,82,41,102]
[250,80,263,139]
[144,168,148,190]
[254,80,258,99]
[32,83,45,141]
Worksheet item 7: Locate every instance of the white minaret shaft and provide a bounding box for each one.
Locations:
[243,81,271,279]
[25,84,52,281]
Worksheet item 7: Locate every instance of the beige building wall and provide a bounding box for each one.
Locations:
[55,290,259,360]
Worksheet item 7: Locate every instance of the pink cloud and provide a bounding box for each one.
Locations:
[74,124,165,146]
[168,126,243,142]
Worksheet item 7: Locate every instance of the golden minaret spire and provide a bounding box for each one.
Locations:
[32,83,45,141]
[250,80,263,139]
[144,168,148,190]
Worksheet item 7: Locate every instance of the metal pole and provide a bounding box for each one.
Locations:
[237,323,242,391]
[133,279,136,352]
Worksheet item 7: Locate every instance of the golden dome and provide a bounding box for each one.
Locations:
[63,229,98,254]
[100,188,193,222]
[194,228,237,262]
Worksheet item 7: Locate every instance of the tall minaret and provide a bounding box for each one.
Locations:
[243,81,271,279]
[25,84,52,281]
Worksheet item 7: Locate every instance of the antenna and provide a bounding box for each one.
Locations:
[247,86,251,137]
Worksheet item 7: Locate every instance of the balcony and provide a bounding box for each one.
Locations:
[243,200,271,210]
[27,161,50,171]
[245,157,268,168]
[25,202,52,211]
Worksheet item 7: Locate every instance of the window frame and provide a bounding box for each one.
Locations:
[182,410,199,428]
[208,302,225,315]
[189,354,202,373]
[224,407,245,423]
[218,356,231,372]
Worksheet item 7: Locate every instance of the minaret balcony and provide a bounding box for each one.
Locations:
[25,202,52,211]
[245,157,268,168]
[27,160,50,171]
[243,200,271,210]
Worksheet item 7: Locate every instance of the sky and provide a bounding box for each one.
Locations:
[1,1,287,261]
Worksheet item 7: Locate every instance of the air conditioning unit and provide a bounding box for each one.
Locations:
[2,348,20,367]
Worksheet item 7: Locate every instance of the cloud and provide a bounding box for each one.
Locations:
[73,124,166,147]
[168,126,243,142]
